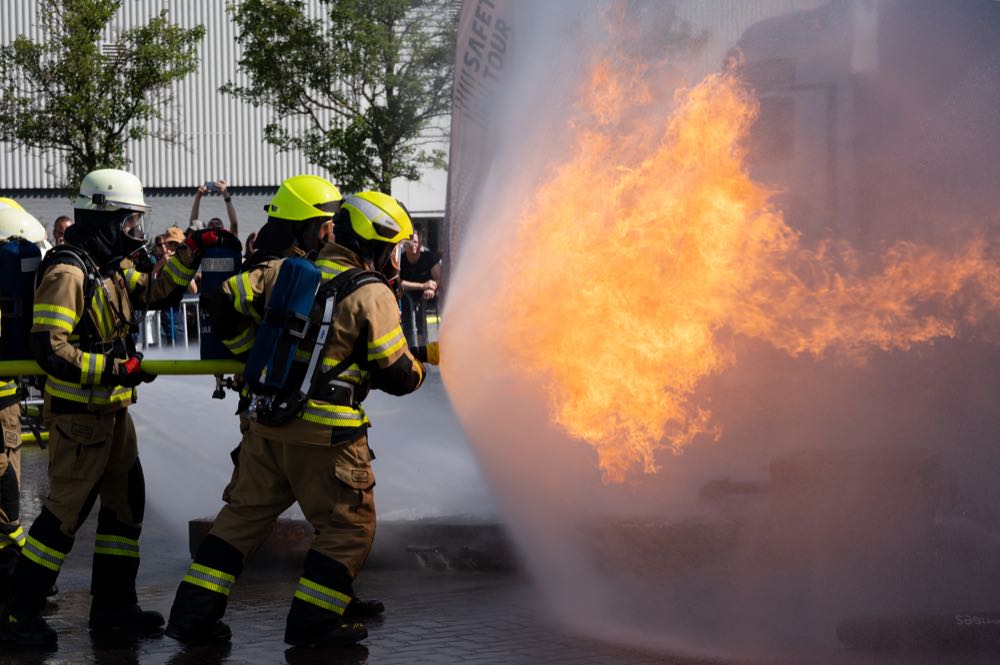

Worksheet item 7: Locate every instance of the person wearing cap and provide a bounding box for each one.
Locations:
[0,169,228,648]
[165,179,429,649]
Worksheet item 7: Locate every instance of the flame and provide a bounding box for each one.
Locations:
[476,55,1000,484]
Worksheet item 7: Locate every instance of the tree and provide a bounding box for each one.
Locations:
[224,0,457,193]
[0,0,204,191]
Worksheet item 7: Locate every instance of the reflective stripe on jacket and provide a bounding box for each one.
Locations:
[31,247,199,410]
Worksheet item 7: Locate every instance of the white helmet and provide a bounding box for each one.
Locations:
[74,168,150,213]
[0,206,51,252]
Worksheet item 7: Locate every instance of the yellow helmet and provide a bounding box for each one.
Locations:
[0,197,25,211]
[341,191,413,244]
[265,175,343,222]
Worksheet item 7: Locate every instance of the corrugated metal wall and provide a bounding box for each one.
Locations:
[0,0,336,190]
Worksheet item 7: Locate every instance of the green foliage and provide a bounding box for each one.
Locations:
[224,0,456,193]
[0,0,205,192]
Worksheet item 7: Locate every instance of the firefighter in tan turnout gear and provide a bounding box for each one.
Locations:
[0,169,221,647]
[166,184,429,648]
[0,201,49,601]
[0,310,24,601]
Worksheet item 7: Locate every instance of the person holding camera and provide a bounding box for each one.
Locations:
[190,180,239,237]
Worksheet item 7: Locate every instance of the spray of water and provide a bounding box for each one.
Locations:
[443,0,1000,658]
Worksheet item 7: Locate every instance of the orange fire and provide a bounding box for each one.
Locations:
[472,56,1000,484]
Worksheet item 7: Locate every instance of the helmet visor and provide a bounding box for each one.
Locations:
[122,212,146,242]
[391,242,402,271]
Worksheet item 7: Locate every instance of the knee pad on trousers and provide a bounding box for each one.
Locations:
[195,535,245,578]
[128,457,145,524]
[72,480,103,535]
[302,549,354,596]
[0,461,19,523]
[95,506,141,540]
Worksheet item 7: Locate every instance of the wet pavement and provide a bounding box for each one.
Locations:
[8,446,1000,664]
[2,437,711,665]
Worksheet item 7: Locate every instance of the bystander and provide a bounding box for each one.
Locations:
[191,180,239,236]
[51,215,73,245]
[399,230,442,346]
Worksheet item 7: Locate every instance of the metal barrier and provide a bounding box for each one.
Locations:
[138,295,200,351]
[137,295,439,351]
[401,293,440,347]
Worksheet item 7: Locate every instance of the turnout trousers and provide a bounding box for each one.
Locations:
[6,407,146,615]
[0,404,24,581]
[170,429,376,636]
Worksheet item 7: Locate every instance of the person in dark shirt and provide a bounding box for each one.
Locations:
[399,230,441,346]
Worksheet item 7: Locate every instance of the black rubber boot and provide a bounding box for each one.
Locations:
[343,597,385,620]
[165,535,243,645]
[284,550,367,647]
[285,620,367,648]
[164,618,232,645]
[0,608,57,647]
[89,602,164,636]
[0,546,17,602]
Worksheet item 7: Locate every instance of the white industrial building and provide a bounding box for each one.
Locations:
[0,1,447,250]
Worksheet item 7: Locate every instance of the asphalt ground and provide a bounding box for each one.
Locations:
[8,444,1000,665]
[7,368,1000,665]
[1,427,710,665]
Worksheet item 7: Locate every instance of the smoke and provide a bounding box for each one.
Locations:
[443,0,1000,659]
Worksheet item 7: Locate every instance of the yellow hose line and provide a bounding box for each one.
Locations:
[20,431,48,444]
[0,359,245,377]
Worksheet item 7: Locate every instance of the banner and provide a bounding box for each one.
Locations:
[443,0,515,276]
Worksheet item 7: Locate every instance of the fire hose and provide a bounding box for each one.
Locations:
[0,342,439,377]
[7,342,438,444]
[0,359,245,376]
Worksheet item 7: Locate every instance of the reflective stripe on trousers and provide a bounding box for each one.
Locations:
[182,562,236,596]
[94,533,140,558]
[0,525,25,550]
[22,535,67,572]
[294,576,351,615]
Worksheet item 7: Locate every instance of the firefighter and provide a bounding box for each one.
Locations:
[212,175,410,620]
[0,315,24,603]
[0,199,52,254]
[0,203,52,600]
[213,174,344,530]
[0,169,221,647]
[166,187,427,648]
